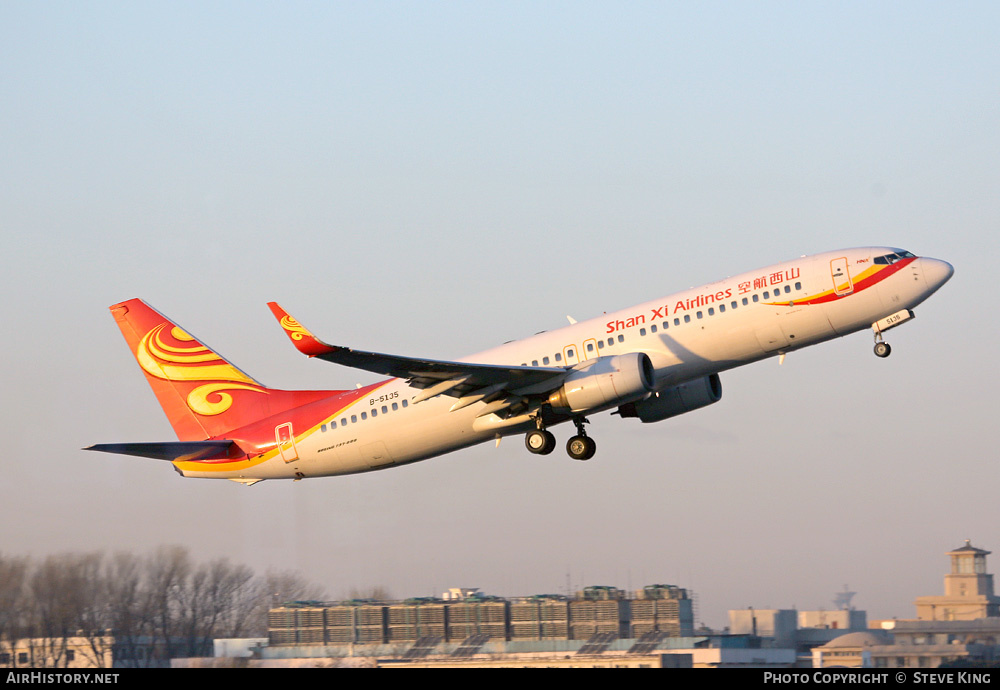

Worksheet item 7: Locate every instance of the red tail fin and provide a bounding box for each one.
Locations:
[109,299,340,441]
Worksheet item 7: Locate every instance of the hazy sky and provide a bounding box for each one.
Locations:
[1,2,997,629]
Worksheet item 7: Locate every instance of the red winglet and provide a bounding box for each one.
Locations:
[266,302,338,357]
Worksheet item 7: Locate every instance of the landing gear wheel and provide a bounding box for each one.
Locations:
[566,435,596,461]
[525,429,556,455]
[874,341,891,358]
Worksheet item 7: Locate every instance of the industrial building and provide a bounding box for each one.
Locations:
[267,584,694,647]
[223,584,787,667]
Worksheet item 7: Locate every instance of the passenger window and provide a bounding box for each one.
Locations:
[531,360,538,366]
[674,318,680,326]
[742,297,749,306]
[795,282,801,290]
[651,324,657,333]
[392,403,398,411]
[697,311,703,319]
[371,409,377,417]
[639,328,646,336]
[543,356,550,364]
[708,307,715,316]
[567,349,574,358]
[617,335,624,343]
[719,304,725,313]
[351,415,357,423]
[684,314,691,323]
[321,424,327,432]
[752,295,759,303]
[555,352,562,361]
[586,343,594,352]
[607,338,614,346]
[361,412,367,420]
[402,400,408,408]
[784,285,791,294]
[663,321,669,329]
[763,291,770,299]
[382,406,388,414]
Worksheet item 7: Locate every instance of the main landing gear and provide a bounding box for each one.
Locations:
[524,428,556,455]
[525,417,596,461]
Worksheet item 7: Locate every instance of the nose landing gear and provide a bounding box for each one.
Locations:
[872,309,915,358]
[874,340,892,358]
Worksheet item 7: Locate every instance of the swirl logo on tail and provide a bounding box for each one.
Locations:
[136,323,267,416]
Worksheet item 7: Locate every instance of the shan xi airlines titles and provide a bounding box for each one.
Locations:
[87,247,953,484]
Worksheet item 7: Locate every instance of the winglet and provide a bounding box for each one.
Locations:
[267,302,338,357]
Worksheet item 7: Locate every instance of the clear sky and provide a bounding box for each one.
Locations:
[1,1,997,629]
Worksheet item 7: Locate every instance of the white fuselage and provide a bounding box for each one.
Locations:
[180,247,952,481]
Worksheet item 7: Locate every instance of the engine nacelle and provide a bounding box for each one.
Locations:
[618,373,722,423]
[547,353,655,413]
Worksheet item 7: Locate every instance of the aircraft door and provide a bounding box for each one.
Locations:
[830,257,854,296]
[275,423,299,464]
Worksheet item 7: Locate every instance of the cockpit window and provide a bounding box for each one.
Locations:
[874,250,916,265]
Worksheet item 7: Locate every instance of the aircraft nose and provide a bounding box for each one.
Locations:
[920,257,954,292]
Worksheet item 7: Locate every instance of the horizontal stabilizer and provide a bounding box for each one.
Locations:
[84,440,238,462]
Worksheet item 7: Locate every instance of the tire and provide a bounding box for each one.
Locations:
[566,435,596,461]
[525,429,556,455]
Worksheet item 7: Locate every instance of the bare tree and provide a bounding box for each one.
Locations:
[141,545,191,662]
[100,551,149,667]
[240,569,329,637]
[26,552,104,667]
[0,554,28,666]
[0,546,326,667]
[173,557,255,655]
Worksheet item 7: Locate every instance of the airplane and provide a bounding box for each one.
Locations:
[86,247,953,484]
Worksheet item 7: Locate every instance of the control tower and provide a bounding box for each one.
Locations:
[915,540,1000,621]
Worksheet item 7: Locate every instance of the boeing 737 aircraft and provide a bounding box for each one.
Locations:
[87,247,952,484]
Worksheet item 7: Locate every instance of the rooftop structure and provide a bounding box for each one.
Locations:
[915,540,1000,621]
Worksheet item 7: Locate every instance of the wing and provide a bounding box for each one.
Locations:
[266,302,569,414]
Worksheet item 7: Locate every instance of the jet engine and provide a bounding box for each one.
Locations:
[617,373,722,423]
[546,353,655,413]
